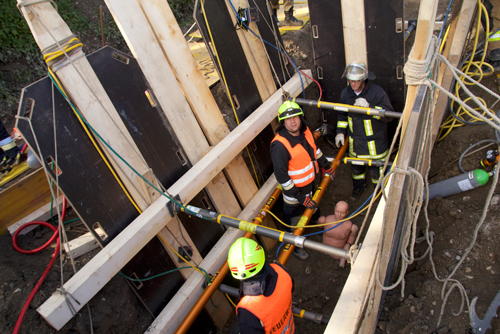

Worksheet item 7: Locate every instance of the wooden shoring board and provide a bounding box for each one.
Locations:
[104,0,241,218]
[431,0,477,143]
[194,0,277,181]
[341,0,367,65]
[145,174,279,334]
[18,0,150,211]
[0,168,51,235]
[37,72,310,331]
[133,0,258,206]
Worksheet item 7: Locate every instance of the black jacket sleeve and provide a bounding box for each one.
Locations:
[237,308,265,334]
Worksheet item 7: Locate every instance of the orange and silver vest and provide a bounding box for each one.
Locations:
[271,128,318,188]
[236,264,295,334]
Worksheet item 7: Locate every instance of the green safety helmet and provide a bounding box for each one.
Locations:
[278,101,304,122]
[227,238,265,280]
[343,61,369,81]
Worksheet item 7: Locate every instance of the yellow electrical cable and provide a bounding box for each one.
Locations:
[226,294,237,308]
[200,0,264,188]
[439,25,450,54]
[438,1,495,141]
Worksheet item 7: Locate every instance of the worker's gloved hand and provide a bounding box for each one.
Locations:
[354,97,370,108]
[324,167,335,180]
[335,133,345,148]
[302,197,318,209]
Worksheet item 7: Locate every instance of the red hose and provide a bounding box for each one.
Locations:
[11,197,67,334]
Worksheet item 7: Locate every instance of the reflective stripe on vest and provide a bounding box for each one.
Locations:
[237,264,295,334]
[272,128,318,188]
[348,116,353,133]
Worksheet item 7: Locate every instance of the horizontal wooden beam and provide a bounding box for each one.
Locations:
[37,71,311,330]
[145,174,279,334]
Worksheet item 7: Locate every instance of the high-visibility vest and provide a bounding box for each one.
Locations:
[236,264,295,334]
[271,128,318,188]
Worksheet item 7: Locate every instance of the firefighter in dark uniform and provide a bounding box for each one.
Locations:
[228,237,295,334]
[0,119,20,176]
[334,61,394,202]
[270,101,333,260]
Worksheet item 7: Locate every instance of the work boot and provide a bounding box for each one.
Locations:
[284,7,303,26]
[293,247,309,260]
[350,187,365,202]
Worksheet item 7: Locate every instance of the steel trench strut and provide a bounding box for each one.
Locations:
[291,97,402,119]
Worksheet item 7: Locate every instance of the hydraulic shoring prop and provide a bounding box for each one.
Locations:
[218,283,330,325]
[173,186,283,334]
[291,97,402,119]
[278,140,348,264]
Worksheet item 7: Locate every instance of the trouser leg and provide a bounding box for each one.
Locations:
[282,202,305,233]
[351,163,366,190]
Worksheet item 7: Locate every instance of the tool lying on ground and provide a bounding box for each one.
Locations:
[218,283,330,325]
[470,289,500,333]
[290,97,402,119]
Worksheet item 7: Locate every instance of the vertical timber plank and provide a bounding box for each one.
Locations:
[341,0,368,65]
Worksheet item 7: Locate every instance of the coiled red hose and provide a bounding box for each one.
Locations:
[11,197,66,334]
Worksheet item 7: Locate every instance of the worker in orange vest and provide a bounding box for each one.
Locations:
[228,237,295,334]
[270,101,333,260]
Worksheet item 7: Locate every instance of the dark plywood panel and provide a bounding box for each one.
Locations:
[194,0,277,181]
[309,0,345,133]
[16,77,139,245]
[365,0,405,114]
[86,47,189,189]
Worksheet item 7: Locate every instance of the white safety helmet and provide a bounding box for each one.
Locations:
[342,61,369,81]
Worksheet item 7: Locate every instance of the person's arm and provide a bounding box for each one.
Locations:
[237,308,265,334]
[270,141,307,203]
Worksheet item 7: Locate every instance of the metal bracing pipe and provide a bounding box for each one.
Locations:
[176,205,348,259]
[174,186,282,334]
[218,284,330,325]
[291,97,402,119]
[277,140,348,264]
